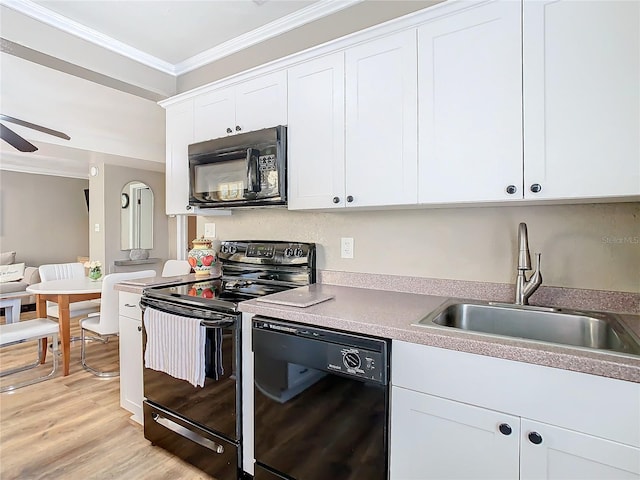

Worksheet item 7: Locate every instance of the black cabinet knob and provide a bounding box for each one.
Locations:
[346,195,354,203]
[226,127,232,134]
[506,185,517,195]
[186,205,192,210]
[137,326,142,332]
[235,125,242,132]
[528,432,543,445]
[530,183,542,193]
[332,196,340,204]
[498,423,512,436]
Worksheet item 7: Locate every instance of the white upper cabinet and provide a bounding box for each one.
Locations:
[287,53,346,210]
[418,0,523,203]
[345,29,418,207]
[288,29,417,210]
[165,99,194,215]
[523,0,640,200]
[194,70,287,143]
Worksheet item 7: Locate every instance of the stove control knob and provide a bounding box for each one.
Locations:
[230,246,237,254]
[284,248,294,257]
[220,245,227,254]
[294,248,304,257]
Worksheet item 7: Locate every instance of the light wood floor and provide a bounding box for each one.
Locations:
[0,310,214,479]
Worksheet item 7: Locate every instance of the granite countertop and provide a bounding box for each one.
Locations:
[239,283,640,383]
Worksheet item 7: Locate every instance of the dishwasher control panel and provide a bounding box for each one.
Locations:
[253,316,389,385]
[327,346,384,382]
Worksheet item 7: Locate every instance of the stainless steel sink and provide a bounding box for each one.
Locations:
[415,300,640,356]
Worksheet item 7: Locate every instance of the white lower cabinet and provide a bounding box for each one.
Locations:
[390,341,640,480]
[119,291,144,424]
[391,387,520,479]
[520,419,640,480]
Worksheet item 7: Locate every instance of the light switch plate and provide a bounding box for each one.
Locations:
[341,237,354,259]
[204,223,216,238]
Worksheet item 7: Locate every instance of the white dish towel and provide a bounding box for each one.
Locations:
[143,307,206,388]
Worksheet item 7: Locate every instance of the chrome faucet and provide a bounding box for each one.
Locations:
[515,222,542,305]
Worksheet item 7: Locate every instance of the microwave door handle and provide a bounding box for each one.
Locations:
[246,148,260,193]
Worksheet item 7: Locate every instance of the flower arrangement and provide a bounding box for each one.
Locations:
[84,260,102,281]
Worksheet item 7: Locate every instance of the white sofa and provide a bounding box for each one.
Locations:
[0,251,40,307]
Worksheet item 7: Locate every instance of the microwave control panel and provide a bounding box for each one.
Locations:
[258,154,277,172]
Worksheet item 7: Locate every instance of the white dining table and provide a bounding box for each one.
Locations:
[27,278,102,376]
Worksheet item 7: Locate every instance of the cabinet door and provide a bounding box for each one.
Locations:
[390,386,520,480]
[520,419,640,479]
[523,0,640,199]
[119,314,144,424]
[165,100,194,215]
[345,30,418,207]
[418,0,523,203]
[235,70,287,133]
[193,87,235,142]
[287,53,345,209]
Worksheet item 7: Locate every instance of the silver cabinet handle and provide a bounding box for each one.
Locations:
[124,303,137,308]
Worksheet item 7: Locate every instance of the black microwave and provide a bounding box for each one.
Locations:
[188,125,287,209]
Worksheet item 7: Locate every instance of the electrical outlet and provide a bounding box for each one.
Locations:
[204,223,216,238]
[94,223,100,232]
[341,237,354,259]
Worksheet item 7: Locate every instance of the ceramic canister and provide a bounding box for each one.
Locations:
[188,237,221,277]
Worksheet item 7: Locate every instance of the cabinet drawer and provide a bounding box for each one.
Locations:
[119,292,142,320]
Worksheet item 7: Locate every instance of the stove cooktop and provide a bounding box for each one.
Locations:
[143,240,316,312]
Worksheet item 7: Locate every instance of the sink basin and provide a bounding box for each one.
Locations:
[415,300,640,356]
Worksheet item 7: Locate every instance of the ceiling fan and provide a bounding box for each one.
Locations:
[0,114,70,152]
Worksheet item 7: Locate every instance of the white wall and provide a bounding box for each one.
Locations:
[0,170,89,266]
[89,164,168,275]
[198,202,640,294]
[0,53,166,172]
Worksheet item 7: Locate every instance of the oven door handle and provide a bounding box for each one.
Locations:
[201,319,235,329]
[140,298,237,326]
[151,412,225,454]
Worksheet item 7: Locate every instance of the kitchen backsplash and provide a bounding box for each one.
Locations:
[197,202,640,294]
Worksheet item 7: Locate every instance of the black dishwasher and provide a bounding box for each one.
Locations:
[252,317,390,480]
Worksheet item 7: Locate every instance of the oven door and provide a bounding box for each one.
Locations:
[141,300,241,442]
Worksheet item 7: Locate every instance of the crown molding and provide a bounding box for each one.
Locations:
[174,0,364,75]
[1,0,177,74]
[1,0,364,77]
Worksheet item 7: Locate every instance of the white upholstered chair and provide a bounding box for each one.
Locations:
[0,318,59,392]
[161,259,192,277]
[79,270,155,377]
[38,262,101,318]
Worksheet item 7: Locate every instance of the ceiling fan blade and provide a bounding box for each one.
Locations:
[0,123,38,152]
[0,114,70,140]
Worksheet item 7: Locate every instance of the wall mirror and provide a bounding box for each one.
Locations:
[121,181,153,250]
